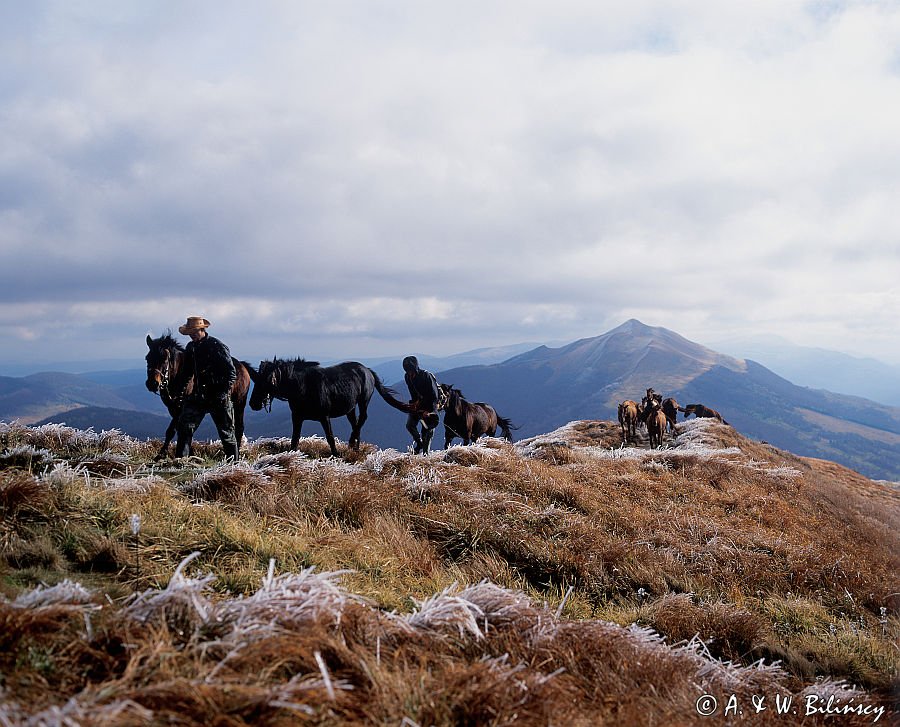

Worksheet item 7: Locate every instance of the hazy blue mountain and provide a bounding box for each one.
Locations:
[0,359,137,377]
[0,372,140,424]
[711,334,900,407]
[81,368,148,388]
[339,342,553,383]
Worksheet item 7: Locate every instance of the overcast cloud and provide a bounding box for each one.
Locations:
[1,1,899,367]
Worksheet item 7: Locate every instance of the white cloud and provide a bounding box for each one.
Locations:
[1,1,900,366]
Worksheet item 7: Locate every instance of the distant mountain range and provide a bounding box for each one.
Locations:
[711,334,900,407]
[3,320,900,481]
[0,372,140,424]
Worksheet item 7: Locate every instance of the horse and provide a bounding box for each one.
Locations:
[661,397,683,434]
[145,333,251,460]
[618,400,641,443]
[440,384,516,448]
[247,358,412,457]
[683,403,729,425]
[646,404,669,449]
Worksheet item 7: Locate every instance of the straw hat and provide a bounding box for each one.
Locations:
[178,316,211,334]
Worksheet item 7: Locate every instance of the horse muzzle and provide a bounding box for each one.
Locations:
[145,377,160,393]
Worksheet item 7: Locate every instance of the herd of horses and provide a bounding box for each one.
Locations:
[618,389,729,448]
[146,333,730,460]
[144,334,516,460]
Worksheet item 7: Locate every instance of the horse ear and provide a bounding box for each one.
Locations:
[146,334,153,347]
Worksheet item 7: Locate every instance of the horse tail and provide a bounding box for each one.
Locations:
[370,370,413,413]
[496,415,517,442]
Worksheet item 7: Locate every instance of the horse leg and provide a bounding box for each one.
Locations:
[351,401,369,450]
[346,409,360,450]
[320,417,339,457]
[290,408,304,450]
[175,400,204,458]
[155,417,177,460]
[233,396,246,454]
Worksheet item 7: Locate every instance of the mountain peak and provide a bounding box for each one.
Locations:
[505,320,746,394]
[612,318,655,335]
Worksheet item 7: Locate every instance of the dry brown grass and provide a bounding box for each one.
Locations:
[1,417,897,724]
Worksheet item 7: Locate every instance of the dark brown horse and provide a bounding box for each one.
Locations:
[440,384,515,448]
[144,333,251,460]
[683,403,729,425]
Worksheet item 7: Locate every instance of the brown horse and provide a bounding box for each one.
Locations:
[618,400,641,442]
[683,403,729,425]
[145,333,251,460]
[440,384,515,447]
[646,405,668,449]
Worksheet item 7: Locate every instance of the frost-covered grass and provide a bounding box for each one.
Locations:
[2,559,888,726]
[1,418,897,723]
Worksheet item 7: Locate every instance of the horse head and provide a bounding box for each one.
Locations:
[248,359,280,412]
[145,333,178,393]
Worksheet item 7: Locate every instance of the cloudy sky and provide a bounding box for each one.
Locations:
[1,1,899,370]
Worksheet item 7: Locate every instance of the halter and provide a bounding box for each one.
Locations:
[258,365,281,413]
[436,385,450,412]
[148,357,171,397]
[148,347,183,402]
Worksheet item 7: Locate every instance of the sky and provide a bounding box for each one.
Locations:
[1,0,899,371]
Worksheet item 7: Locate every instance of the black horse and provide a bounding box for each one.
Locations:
[145,333,251,460]
[440,384,515,448]
[247,358,413,457]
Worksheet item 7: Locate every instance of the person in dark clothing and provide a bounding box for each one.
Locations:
[172,316,239,459]
[403,355,441,454]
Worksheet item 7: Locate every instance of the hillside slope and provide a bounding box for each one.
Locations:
[0,418,896,724]
[0,372,140,424]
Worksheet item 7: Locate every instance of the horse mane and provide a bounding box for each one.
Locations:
[151,330,184,351]
[286,358,320,369]
[260,358,321,374]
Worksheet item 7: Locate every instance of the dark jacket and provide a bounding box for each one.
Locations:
[403,369,440,411]
[175,334,236,400]
[403,358,440,411]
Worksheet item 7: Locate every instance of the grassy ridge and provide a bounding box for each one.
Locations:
[0,419,897,725]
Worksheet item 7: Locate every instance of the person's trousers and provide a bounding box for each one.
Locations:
[175,395,238,458]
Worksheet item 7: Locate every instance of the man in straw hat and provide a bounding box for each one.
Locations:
[171,316,239,459]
